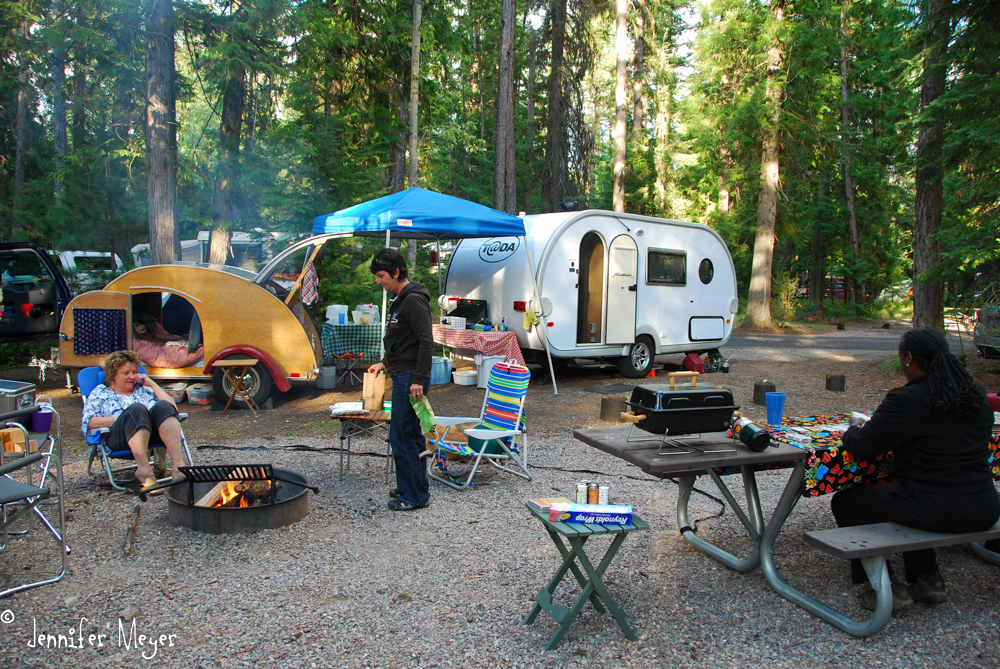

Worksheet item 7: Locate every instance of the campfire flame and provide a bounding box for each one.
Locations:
[212,479,273,508]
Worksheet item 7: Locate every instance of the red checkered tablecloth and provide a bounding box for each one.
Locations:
[432,325,526,366]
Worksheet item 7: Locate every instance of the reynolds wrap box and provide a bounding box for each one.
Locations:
[549,502,633,525]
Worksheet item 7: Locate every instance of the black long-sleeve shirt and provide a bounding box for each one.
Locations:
[381,281,434,386]
[842,374,995,494]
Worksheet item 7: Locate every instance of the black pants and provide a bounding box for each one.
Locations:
[831,479,1000,583]
[107,401,179,453]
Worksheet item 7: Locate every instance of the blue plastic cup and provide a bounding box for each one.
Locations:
[765,392,786,427]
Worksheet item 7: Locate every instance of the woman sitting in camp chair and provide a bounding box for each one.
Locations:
[81,350,186,490]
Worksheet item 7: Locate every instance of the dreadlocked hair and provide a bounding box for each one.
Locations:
[900,327,985,419]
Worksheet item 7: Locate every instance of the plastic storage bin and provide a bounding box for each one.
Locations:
[186,383,214,405]
[452,370,477,386]
[477,355,506,389]
[162,382,189,403]
[430,357,453,386]
[326,304,349,324]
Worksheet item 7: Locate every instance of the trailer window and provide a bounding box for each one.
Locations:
[698,258,714,284]
[647,250,686,286]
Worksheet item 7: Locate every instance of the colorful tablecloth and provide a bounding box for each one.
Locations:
[717,414,1000,499]
[320,322,382,366]
[432,325,526,366]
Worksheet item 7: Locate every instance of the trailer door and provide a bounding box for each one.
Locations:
[605,235,638,344]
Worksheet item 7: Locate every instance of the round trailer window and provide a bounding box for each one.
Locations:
[699,258,714,284]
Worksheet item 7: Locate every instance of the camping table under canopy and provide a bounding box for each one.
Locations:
[311,188,558,393]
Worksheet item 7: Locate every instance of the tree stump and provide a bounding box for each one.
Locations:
[753,381,776,406]
[826,374,846,392]
[600,396,628,422]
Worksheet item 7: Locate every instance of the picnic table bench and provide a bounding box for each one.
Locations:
[797,521,1000,636]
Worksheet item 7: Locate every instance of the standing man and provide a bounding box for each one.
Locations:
[367,248,434,511]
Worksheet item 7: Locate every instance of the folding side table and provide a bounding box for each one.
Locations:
[523,504,649,650]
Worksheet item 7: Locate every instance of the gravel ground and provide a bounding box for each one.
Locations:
[1,323,999,668]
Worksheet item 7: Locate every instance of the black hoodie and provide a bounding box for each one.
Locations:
[381,281,434,386]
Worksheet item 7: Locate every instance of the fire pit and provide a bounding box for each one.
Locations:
[159,464,318,535]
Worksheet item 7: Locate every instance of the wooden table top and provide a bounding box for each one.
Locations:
[330,410,391,422]
[211,358,259,368]
[573,427,809,478]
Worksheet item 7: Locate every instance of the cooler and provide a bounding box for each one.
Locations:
[0,379,35,417]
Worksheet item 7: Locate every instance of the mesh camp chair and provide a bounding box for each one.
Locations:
[1,450,68,598]
[80,366,194,491]
[428,362,532,490]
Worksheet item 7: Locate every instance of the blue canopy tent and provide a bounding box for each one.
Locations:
[312,188,558,393]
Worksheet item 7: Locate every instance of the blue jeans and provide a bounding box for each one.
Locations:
[389,370,430,506]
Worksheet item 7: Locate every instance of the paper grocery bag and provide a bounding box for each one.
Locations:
[362,372,385,411]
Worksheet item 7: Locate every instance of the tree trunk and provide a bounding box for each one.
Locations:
[493,0,517,213]
[407,0,421,188]
[631,8,645,148]
[52,0,67,207]
[13,18,28,234]
[547,0,568,209]
[522,28,538,213]
[389,83,407,193]
[840,0,861,303]
[406,240,417,268]
[209,57,246,266]
[653,35,672,215]
[811,171,827,308]
[743,3,786,330]
[913,0,949,330]
[612,0,628,213]
[145,0,177,265]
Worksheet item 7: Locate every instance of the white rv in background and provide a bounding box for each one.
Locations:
[444,210,739,377]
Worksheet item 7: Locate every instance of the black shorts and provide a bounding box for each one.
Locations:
[107,400,179,452]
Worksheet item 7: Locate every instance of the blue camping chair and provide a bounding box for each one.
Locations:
[428,362,532,490]
[80,366,194,491]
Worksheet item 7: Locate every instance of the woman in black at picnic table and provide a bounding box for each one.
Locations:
[832,327,999,612]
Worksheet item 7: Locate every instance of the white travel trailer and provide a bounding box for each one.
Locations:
[444,210,739,377]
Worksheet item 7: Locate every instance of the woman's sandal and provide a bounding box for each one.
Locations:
[387,498,426,511]
[388,488,401,499]
[138,475,163,496]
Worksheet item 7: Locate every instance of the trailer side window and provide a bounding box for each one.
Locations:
[647,250,686,286]
[699,258,714,284]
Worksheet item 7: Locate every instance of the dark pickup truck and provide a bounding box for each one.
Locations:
[0,242,73,342]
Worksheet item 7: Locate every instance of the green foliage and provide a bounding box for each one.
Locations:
[877,355,902,376]
[0,340,52,370]
[770,271,798,327]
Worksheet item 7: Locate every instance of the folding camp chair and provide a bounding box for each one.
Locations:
[80,366,194,491]
[428,362,532,490]
[1,449,68,598]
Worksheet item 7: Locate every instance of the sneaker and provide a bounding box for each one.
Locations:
[909,571,947,604]
[861,580,913,613]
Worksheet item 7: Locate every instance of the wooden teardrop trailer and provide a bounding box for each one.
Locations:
[59,233,351,407]
[444,211,738,377]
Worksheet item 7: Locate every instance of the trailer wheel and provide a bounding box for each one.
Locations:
[619,336,655,378]
[211,354,273,408]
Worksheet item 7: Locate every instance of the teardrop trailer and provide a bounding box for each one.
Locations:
[444,210,739,377]
[58,233,353,408]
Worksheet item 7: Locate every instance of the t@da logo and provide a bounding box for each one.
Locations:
[478,237,519,263]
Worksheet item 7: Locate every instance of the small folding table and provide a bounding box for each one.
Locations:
[523,504,649,650]
[210,358,260,416]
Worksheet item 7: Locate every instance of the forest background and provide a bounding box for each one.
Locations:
[0,0,997,330]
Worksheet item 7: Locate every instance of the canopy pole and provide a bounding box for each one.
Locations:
[436,235,442,297]
[380,229,390,360]
[523,236,558,394]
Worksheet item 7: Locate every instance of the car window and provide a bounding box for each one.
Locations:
[73,256,116,270]
[0,251,54,285]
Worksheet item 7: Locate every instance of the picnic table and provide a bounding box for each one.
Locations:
[321,322,382,368]
[431,325,525,366]
[575,415,1000,636]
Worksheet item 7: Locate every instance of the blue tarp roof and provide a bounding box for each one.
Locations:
[312,187,525,239]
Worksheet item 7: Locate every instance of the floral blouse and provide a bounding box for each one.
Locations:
[81,384,156,435]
